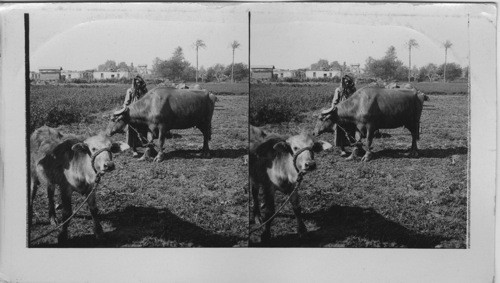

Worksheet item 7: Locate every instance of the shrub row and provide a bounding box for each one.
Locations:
[250,82,468,126]
[30,85,126,132]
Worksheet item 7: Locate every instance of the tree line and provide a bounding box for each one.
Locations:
[309,39,467,82]
[96,39,248,83]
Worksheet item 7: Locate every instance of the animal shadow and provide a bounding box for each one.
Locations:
[255,205,445,248]
[376,146,467,160]
[31,206,242,247]
[164,148,247,159]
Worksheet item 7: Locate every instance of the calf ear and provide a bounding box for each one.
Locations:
[71,142,90,154]
[312,140,333,152]
[254,138,287,158]
[273,141,292,153]
[110,141,130,153]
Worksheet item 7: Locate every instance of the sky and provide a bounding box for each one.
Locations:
[251,3,480,70]
[30,3,249,71]
[30,3,488,72]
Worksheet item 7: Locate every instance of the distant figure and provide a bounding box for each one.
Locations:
[123,75,149,157]
[331,74,357,157]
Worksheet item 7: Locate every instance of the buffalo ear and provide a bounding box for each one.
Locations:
[71,142,90,153]
[312,140,333,152]
[110,142,130,153]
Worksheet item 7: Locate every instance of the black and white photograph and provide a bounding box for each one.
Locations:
[249,3,472,247]
[0,2,497,282]
[27,4,249,247]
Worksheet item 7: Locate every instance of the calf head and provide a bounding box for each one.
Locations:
[74,134,129,173]
[313,107,338,136]
[287,133,332,172]
[107,107,130,136]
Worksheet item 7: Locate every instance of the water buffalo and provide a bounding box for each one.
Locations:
[314,87,425,161]
[250,126,332,243]
[30,126,129,243]
[108,86,216,162]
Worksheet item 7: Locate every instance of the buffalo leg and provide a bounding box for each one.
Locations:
[289,189,307,238]
[346,131,363,160]
[29,177,40,227]
[408,129,419,158]
[153,127,166,162]
[361,127,375,162]
[251,182,261,225]
[47,184,58,225]
[139,132,156,161]
[200,125,211,158]
[85,187,103,240]
[58,188,72,244]
[260,187,275,243]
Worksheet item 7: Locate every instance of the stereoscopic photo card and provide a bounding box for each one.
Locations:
[0,2,496,282]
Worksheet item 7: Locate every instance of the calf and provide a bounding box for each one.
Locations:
[30,126,128,243]
[250,126,332,243]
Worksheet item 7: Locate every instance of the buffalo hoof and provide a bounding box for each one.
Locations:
[261,230,271,244]
[345,154,356,161]
[297,225,308,239]
[138,155,150,162]
[153,152,165,163]
[57,232,68,244]
[201,151,211,159]
[361,152,374,162]
[408,151,419,158]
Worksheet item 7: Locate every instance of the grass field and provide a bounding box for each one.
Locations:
[29,83,249,247]
[249,84,468,248]
[250,82,468,126]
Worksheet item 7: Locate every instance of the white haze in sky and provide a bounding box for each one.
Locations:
[30,3,476,71]
[30,3,248,71]
[251,3,474,70]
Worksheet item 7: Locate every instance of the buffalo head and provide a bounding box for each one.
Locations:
[313,106,338,137]
[107,107,130,136]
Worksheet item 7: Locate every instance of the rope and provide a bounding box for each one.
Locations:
[336,123,362,147]
[127,124,157,149]
[29,172,104,244]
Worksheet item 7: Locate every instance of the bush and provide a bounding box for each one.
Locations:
[250,84,334,126]
[45,104,83,127]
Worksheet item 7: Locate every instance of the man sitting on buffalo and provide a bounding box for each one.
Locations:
[331,74,357,157]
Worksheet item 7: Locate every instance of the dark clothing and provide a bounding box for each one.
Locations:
[331,85,357,148]
[123,77,148,150]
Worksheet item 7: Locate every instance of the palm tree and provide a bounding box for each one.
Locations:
[193,39,206,83]
[443,40,453,82]
[407,39,419,82]
[230,40,241,83]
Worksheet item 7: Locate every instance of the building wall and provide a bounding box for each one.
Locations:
[252,71,273,79]
[93,71,131,80]
[305,70,341,79]
[62,71,83,80]
[275,70,295,78]
[39,73,60,81]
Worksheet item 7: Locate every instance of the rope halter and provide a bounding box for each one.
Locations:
[90,147,112,174]
[292,146,314,175]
